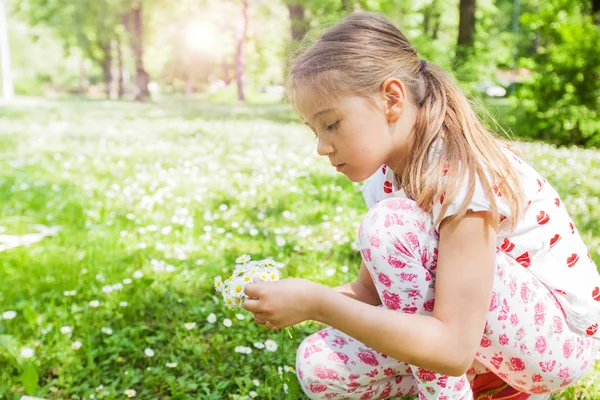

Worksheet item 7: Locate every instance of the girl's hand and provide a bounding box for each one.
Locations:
[243,277,322,330]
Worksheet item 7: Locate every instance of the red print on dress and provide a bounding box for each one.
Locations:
[501,238,515,252]
[536,211,550,225]
[592,287,600,301]
[516,252,531,268]
[586,323,598,336]
[549,234,561,248]
[566,253,579,268]
[383,181,393,194]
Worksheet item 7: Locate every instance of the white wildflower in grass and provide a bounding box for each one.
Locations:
[184,322,196,330]
[20,347,34,358]
[144,348,155,357]
[249,391,258,398]
[101,327,113,335]
[72,341,82,350]
[253,342,265,349]
[102,285,113,294]
[283,383,289,394]
[284,365,295,373]
[165,362,177,368]
[60,326,72,335]
[215,256,281,309]
[235,313,246,320]
[95,385,104,392]
[133,270,143,279]
[119,301,128,307]
[235,346,252,354]
[223,318,232,327]
[265,339,278,352]
[252,379,260,386]
[63,290,77,296]
[1,311,16,320]
[124,389,136,398]
[89,300,100,308]
[123,278,132,285]
[207,313,217,323]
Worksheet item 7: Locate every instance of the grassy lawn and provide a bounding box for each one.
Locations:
[0,96,598,399]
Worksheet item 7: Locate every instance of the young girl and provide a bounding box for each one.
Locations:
[242,11,600,400]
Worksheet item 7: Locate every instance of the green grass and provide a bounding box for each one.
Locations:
[0,96,598,399]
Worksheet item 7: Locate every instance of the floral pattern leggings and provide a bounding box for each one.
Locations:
[296,198,599,399]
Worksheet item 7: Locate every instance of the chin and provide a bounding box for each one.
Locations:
[344,169,374,183]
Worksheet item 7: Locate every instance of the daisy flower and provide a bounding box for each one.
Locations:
[223,318,232,327]
[207,313,217,323]
[184,322,196,330]
[144,348,155,357]
[124,389,136,398]
[72,341,82,350]
[166,362,177,368]
[60,326,72,335]
[265,339,278,352]
[236,254,251,264]
[1,311,16,320]
[214,276,223,292]
[89,300,100,308]
[253,342,265,349]
[101,327,113,335]
[20,348,34,358]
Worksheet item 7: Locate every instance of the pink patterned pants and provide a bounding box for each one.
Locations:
[296,198,599,399]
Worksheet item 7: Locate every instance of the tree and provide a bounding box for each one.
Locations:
[456,0,476,64]
[234,0,248,101]
[121,1,150,102]
[16,0,120,98]
[0,0,14,100]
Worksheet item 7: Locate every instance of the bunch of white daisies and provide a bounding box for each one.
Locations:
[214,255,282,309]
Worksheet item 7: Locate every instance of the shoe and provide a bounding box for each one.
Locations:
[472,371,530,400]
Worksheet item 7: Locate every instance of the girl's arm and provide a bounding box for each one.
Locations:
[313,211,496,377]
[332,261,382,306]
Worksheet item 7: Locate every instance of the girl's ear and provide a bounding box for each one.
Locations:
[381,78,407,123]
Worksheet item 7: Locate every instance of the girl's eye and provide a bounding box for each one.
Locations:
[326,121,339,132]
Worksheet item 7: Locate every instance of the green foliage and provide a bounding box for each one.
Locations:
[513,0,600,147]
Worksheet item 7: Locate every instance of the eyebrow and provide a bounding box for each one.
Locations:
[304,107,339,128]
[312,107,337,120]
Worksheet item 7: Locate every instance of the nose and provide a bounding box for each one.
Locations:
[316,136,334,157]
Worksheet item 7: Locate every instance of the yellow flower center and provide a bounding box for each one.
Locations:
[235,285,242,292]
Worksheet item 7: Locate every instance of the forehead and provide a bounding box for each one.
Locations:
[293,87,341,118]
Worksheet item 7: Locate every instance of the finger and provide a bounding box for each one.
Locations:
[264,321,277,330]
[252,274,262,284]
[243,298,260,312]
[243,283,260,297]
[254,317,266,324]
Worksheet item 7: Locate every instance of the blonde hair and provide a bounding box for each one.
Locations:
[286,12,525,230]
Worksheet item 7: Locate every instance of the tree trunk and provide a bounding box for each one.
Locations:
[0,0,14,101]
[593,0,600,24]
[80,56,89,92]
[456,0,476,63]
[124,2,150,102]
[235,0,248,102]
[101,42,112,99]
[117,37,125,98]
[287,3,307,42]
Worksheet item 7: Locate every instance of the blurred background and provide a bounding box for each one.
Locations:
[0,0,597,144]
[0,0,599,399]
